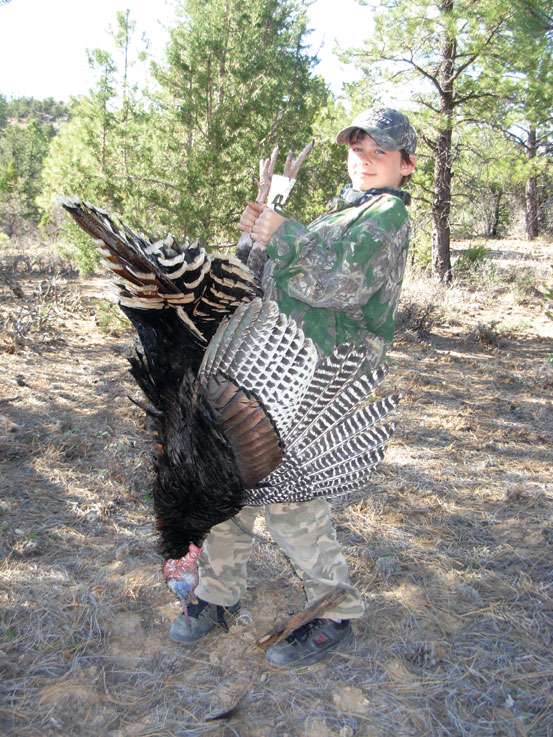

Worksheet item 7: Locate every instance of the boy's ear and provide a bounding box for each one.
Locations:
[401,155,417,175]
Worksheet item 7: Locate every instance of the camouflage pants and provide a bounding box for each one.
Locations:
[195,498,364,620]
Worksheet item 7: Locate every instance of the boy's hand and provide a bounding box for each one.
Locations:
[251,208,287,245]
[238,202,266,233]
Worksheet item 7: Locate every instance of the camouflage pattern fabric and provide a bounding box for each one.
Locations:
[195,498,364,620]
[263,190,410,366]
[336,107,417,153]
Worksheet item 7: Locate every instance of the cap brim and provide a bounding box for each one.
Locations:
[336,125,401,150]
[336,126,357,145]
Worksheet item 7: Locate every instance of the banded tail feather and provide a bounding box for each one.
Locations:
[61,197,261,347]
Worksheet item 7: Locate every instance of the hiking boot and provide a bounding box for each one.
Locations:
[265,617,354,668]
[169,598,240,644]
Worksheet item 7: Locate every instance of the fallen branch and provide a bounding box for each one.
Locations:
[256,586,347,650]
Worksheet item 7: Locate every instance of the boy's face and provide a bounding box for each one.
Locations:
[347,134,416,190]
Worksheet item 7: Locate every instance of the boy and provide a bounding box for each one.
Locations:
[170,107,417,668]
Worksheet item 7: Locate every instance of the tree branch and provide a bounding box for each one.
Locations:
[451,16,513,83]
[452,89,499,108]
[95,172,181,191]
[376,53,443,94]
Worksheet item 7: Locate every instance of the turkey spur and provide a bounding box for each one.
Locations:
[62,198,400,613]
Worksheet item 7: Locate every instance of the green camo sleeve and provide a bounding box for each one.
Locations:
[266,195,410,313]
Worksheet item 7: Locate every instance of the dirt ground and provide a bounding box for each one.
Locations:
[1,236,552,737]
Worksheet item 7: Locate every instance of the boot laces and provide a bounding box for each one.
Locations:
[285,618,324,644]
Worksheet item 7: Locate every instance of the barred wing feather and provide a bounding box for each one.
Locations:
[247,450,388,504]
[198,299,399,501]
[199,299,318,437]
[242,344,400,504]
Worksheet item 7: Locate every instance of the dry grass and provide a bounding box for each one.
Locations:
[1,237,552,737]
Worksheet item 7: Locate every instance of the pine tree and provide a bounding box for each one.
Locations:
[148,0,327,244]
[489,2,553,239]
[39,1,328,267]
[38,12,152,270]
[0,113,54,235]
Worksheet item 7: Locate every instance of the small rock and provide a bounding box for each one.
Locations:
[209,650,222,666]
[339,726,354,737]
[115,543,129,561]
[457,583,483,603]
[331,685,369,714]
[304,718,332,737]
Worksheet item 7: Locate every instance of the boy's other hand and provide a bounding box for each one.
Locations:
[238,202,266,233]
[251,208,287,245]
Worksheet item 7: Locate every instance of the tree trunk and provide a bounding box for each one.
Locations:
[431,0,455,284]
[525,128,538,240]
[432,126,453,283]
[491,190,502,237]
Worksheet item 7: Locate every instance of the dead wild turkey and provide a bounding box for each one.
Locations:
[62,197,399,617]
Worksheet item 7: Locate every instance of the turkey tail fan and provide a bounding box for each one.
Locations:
[60,197,261,347]
[192,254,262,341]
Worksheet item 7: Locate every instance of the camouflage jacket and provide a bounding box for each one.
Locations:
[262,186,411,368]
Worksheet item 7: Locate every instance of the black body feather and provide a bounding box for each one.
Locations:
[151,373,244,557]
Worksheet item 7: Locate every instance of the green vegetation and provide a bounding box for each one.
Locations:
[0,95,68,235]
[92,298,132,334]
[454,243,487,272]
[542,283,553,321]
[344,0,553,281]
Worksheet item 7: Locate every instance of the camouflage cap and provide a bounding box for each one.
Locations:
[336,107,417,154]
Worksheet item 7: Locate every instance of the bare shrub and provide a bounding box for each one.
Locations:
[472,320,505,347]
[396,268,444,337]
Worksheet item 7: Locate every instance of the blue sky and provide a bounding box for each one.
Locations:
[0,0,372,101]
